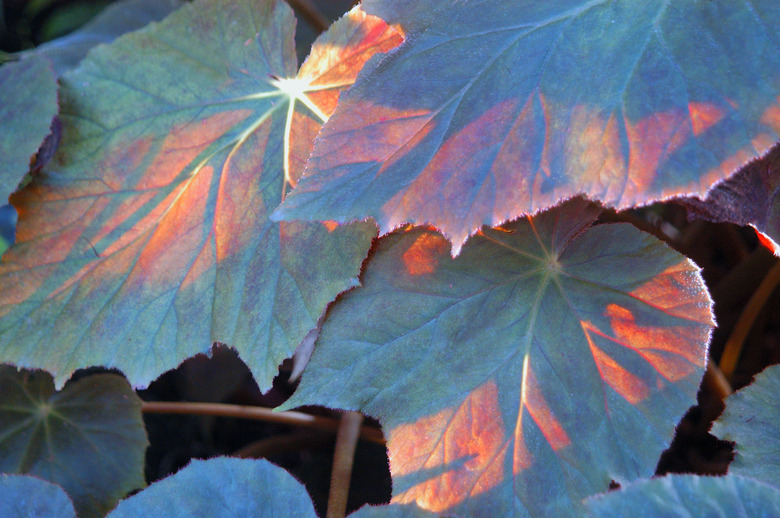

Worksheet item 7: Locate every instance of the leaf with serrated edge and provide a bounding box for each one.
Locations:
[0,367,147,518]
[23,0,183,76]
[0,475,76,518]
[283,198,714,517]
[0,0,401,389]
[712,364,780,488]
[676,143,780,256]
[274,0,780,254]
[107,457,316,517]
[585,474,780,517]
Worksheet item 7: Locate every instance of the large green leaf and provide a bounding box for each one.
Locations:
[0,475,76,518]
[107,457,317,517]
[0,56,57,201]
[712,364,780,488]
[0,367,147,518]
[274,0,780,253]
[0,0,401,389]
[584,474,780,517]
[282,199,714,517]
[24,0,183,76]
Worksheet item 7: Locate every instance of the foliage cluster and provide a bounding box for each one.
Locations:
[0,0,779,516]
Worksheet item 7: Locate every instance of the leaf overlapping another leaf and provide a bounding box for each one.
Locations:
[107,457,317,517]
[712,363,780,488]
[676,144,780,256]
[0,475,76,518]
[275,0,780,254]
[0,57,58,202]
[0,0,401,389]
[0,367,147,518]
[584,474,780,517]
[283,198,714,517]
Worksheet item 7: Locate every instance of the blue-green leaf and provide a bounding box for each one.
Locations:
[712,363,780,488]
[585,474,780,517]
[0,475,76,518]
[107,457,317,517]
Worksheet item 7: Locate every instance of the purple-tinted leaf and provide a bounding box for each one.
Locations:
[275,0,780,254]
[282,198,714,516]
[676,144,780,256]
[0,0,401,389]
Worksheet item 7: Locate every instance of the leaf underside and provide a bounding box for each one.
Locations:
[0,0,400,389]
[284,198,714,517]
[275,0,780,253]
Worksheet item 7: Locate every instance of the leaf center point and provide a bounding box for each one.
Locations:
[271,76,311,101]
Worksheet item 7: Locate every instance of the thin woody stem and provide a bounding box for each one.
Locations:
[327,411,364,518]
[286,0,330,33]
[141,401,384,444]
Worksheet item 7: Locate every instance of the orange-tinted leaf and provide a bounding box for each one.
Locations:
[282,198,714,516]
[0,0,400,389]
[275,0,780,254]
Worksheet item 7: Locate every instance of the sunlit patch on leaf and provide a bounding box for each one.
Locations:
[283,198,714,516]
[0,0,401,389]
[391,381,506,512]
[275,0,780,254]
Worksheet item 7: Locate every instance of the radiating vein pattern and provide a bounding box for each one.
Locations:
[276,0,780,253]
[0,0,401,389]
[284,198,714,517]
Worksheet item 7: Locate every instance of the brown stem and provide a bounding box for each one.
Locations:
[141,401,384,444]
[326,411,363,518]
[704,358,732,401]
[286,0,330,33]
[234,432,332,459]
[719,259,780,380]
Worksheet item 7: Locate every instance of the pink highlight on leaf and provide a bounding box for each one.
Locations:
[688,101,726,137]
[583,321,650,405]
[389,381,507,513]
[402,233,448,275]
[605,303,703,383]
[321,221,339,232]
[624,108,690,200]
[523,367,570,451]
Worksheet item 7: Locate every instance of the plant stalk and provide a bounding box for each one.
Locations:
[719,259,780,380]
[286,0,330,33]
[326,410,364,518]
[141,401,384,444]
